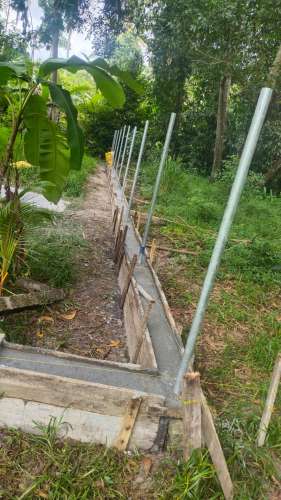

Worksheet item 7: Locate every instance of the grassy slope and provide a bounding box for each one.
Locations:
[133,158,281,498]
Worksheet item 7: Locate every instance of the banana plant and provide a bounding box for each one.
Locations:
[0,55,142,203]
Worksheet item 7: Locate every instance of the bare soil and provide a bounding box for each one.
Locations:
[2,165,128,363]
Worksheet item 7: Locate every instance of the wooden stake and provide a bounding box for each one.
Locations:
[117,225,128,268]
[120,254,137,309]
[114,396,142,451]
[149,238,157,264]
[201,394,233,500]
[136,211,141,231]
[257,353,281,447]
[115,206,124,237]
[112,207,118,230]
[182,372,201,459]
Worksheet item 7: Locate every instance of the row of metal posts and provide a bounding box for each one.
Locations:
[110,86,273,394]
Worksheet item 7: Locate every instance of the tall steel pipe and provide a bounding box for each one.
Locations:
[139,112,176,263]
[126,121,149,219]
[174,87,273,395]
[119,125,131,179]
[122,126,137,198]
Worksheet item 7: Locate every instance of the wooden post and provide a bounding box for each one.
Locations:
[120,254,137,309]
[257,353,281,447]
[114,396,142,451]
[136,211,141,231]
[114,228,123,257]
[133,210,138,227]
[113,207,119,233]
[117,225,128,268]
[201,393,233,500]
[182,372,201,459]
[115,206,124,237]
[149,238,157,264]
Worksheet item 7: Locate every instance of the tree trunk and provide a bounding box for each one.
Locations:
[210,75,231,180]
[51,29,59,84]
[66,28,72,58]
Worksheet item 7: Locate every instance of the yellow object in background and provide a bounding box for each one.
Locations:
[105,151,113,167]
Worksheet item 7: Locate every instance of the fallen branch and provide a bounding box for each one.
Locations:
[147,244,198,256]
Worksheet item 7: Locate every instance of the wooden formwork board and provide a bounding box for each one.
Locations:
[0,366,165,450]
[118,255,157,370]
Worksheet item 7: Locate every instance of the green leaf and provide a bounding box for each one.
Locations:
[91,59,143,94]
[86,65,125,108]
[39,56,125,108]
[47,82,84,170]
[23,95,70,203]
[0,62,27,85]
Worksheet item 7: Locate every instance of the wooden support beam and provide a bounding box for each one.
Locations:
[182,372,201,459]
[201,394,233,500]
[120,254,137,309]
[257,353,281,447]
[114,396,142,451]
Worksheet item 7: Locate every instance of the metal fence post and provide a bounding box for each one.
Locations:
[116,126,127,172]
[126,120,149,219]
[122,126,137,198]
[174,87,273,395]
[119,125,131,180]
[113,128,122,170]
[139,112,176,263]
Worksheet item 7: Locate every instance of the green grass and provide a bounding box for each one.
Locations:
[132,156,281,497]
[64,155,97,197]
[0,418,225,499]
[24,218,89,289]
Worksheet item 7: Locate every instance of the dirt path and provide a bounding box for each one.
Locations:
[3,165,128,363]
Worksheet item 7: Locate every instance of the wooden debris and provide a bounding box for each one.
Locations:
[147,244,198,256]
[114,396,142,450]
[133,300,154,364]
[257,353,281,447]
[0,287,65,313]
[182,372,201,459]
[120,254,137,309]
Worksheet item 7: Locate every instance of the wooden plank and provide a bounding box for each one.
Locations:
[133,301,154,364]
[114,396,142,450]
[149,238,157,264]
[257,353,281,447]
[201,394,233,500]
[120,254,137,309]
[182,372,201,459]
[0,366,164,418]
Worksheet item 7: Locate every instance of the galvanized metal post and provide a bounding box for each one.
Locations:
[139,112,176,263]
[112,130,117,152]
[119,125,131,180]
[126,120,149,219]
[122,126,137,198]
[174,87,273,395]
[116,126,127,172]
[113,128,122,170]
